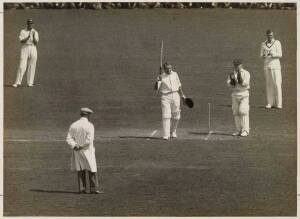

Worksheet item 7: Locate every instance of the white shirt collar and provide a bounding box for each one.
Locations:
[80,117,88,121]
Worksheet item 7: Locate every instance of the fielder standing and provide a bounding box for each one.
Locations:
[227,59,250,137]
[155,62,186,140]
[66,108,101,194]
[12,19,39,87]
[260,29,282,109]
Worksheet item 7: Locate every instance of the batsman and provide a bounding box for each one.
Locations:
[155,62,186,140]
[227,59,251,137]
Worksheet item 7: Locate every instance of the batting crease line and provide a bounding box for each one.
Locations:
[5,139,64,142]
[5,137,119,142]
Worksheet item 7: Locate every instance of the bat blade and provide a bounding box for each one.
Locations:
[160,40,164,68]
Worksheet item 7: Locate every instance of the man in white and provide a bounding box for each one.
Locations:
[227,59,250,137]
[13,19,39,87]
[66,108,101,194]
[260,29,282,109]
[155,62,186,140]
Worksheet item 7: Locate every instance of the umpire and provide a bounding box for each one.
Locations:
[66,107,101,194]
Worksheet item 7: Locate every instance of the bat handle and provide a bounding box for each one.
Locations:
[160,40,163,68]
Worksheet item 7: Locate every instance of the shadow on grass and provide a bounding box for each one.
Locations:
[119,136,162,140]
[30,189,79,194]
[251,105,268,109]
[4,84,33,88]
[189,131,233,137]
[216,104,232,108]
[217,104,267,110]
[188,131,208,135]
[4,84,19,88]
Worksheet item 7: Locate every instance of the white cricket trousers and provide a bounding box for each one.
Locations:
[15,44,37,85]
[264,68,282,107]
[232,96,249,134]
[161,92,181,138]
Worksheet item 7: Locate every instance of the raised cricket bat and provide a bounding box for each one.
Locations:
[160,40,164,74]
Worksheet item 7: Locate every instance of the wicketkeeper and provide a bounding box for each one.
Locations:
[227,59,251,137]
[155,62,186,140]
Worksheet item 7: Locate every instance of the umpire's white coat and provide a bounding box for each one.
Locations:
[66,117,97,173]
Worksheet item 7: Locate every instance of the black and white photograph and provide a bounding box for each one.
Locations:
[2,0,298,217]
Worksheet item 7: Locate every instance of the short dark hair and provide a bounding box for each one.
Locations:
[163,62,172,68]
[233,59,242,67]
[27,19,34,25]
[80,112,89,117]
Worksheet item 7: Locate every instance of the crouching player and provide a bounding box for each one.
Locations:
[227,59,250,137]
[155,62,186,140]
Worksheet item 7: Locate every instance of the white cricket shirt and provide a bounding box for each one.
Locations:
[227,68,250,98]
[19,28,39,45]
[260,39,282,69]
[157,71,182,94]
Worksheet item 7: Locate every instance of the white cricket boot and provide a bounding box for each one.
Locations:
[240,131,249,137]
[265,104,272,109]
[171,132,177,138]
[232,131,240,136]
[240,115,249,136]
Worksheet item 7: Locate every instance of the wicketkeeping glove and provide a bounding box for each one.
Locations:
[229,74,237,86]
[182,97,194,108]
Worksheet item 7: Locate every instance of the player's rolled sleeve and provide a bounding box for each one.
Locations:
[155,80,162,90]
[241,72,250,87]
[19,30,27,42]
[260,43,265,58]
[175,73,182,88]
[33,30,39,42]
[274,41,282,58]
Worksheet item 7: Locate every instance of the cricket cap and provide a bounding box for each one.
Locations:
[80,107,94,115]
[27,19,34,24]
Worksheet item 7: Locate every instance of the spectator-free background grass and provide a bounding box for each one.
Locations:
[4,8,296,216]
